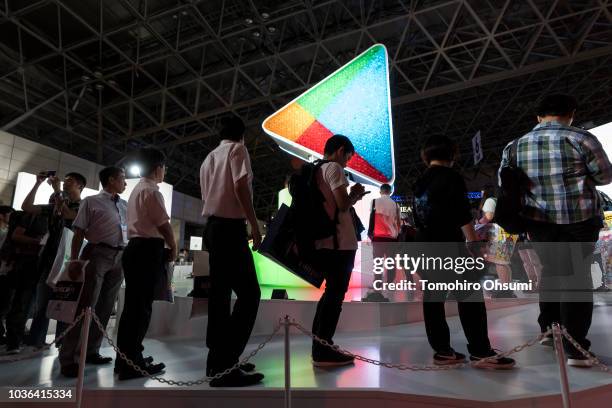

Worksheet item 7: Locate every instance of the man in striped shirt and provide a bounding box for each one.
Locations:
[500,94,612,367]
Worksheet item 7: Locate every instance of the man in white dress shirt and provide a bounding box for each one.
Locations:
[200,116,263,387]
[115,148,176,380]
[59,167,127,377]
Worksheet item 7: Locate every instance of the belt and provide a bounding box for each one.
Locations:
[208,216,247,225]
[92,242,125,251]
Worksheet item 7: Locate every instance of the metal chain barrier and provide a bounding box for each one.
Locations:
[289,317,554,371]
[91,312,283,386]
[0,309,87,364]
[561,328,611,374]
[5,310,611,383]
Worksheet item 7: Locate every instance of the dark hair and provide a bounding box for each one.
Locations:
[0,205,14,215]
[420,135,458,165]
[65,172,87,190]
[536,94,578,117]
[99,166,125,188]
[324,134,355,157]
[380,184,392,194]
[220,116,246,142]
[137,148,166,177]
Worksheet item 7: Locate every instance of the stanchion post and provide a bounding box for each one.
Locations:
[552,323,572,408]
[76,307,92,408]
[283,315,291,408]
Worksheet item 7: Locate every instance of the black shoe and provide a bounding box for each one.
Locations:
[567,351,595,368]
[206,362,256,377]
[117,362,165,381]
[60,363,79,378]
[0,335,6,345]
[470,349,516,370]
[312,348,355,367]
[86,354,113,365]
[433,349,467,366]
[114,356,155,373]
[209,369,264,387]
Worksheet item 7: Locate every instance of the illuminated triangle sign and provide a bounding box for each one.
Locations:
[262,44,395,185]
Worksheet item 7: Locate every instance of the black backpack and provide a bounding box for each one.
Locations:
[289,160,338,254]
[495,138,532,234]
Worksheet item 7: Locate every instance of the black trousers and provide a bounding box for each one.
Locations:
[204,217,260,374]
[422,288,491,355]
[5,255,40,349]
[0,275,15,339]
[116,238,164,370]
[528,217,600,353]
[311,249,356,355]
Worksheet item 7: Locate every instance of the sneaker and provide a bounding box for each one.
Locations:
[206,363,256,377]
[567,351,595,368]
[433,349,467,366]
[117,362,165,381]
[539,334,554,347]
[470,350,516,370]
[209,369,264,387]
[312,349,355,367]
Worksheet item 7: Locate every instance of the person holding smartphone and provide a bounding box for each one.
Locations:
[413,135,515,369]
[21,171,86,349]
[311,135,367,367]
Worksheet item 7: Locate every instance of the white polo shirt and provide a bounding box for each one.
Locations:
[200,140,253,219]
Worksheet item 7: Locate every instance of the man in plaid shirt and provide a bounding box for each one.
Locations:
[500,94,612,367]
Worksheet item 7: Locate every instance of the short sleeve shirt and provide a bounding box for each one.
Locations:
[201,140,254,219]
[315,162,358,251]
[127,178,170,239]
[482,198,497,214]
[413,166,473,242]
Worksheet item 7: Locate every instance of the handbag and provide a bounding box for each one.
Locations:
[154,251,174,303]
[259,204,324,288]
[46,260,88,323]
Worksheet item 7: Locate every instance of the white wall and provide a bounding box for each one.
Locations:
[0,130,205,226]
[0,130,104,206]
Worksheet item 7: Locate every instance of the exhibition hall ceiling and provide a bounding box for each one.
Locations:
[1,0,611,217]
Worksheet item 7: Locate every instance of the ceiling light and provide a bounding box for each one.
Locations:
[245,18,254,25]
[267,26,277,33]
[261,12,270,19]
[129,165,141,177]
[95,84,104,90]
[252,31,261,38]
[81,75,90,81]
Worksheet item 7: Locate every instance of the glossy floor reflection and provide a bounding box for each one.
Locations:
[1,303,611,402]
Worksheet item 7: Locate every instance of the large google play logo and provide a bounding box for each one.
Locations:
[262,44,395,185]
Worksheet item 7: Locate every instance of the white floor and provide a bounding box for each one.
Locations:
[1,302,611,407]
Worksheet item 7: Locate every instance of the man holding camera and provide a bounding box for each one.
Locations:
[22,171,86,349]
